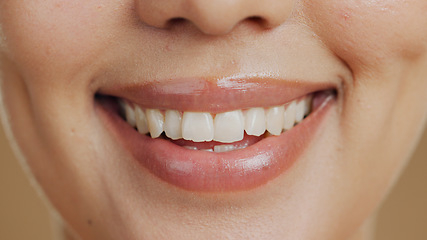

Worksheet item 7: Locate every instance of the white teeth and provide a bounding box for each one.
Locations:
[214,143,248,152]
[214,144,238,153]
[214,110,244,143]
[146,109,164,138]
[295,99,305,124]
[135,106,149,134]
[266,105,285,135]
[184,145,246,152]
[182,112,214,142]
[244,107,266,136]
[121,94,314,146]
[184,146,198,150]
[124,103,136,127]
[164,110,182,140]
[284,101,296,130]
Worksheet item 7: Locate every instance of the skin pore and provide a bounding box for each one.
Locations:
[1,0,427,239]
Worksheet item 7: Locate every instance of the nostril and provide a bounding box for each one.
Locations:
[244,16,273,30]
[166,16,233,35]
[247,16,266,25]
[166,17,187,28]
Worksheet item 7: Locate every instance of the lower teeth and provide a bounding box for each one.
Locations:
[183,143,249,153]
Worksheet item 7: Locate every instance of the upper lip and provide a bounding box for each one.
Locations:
[90,22,351,108]
[97,76,337,112]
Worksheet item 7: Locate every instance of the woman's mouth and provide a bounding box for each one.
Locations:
[96,77,337,192]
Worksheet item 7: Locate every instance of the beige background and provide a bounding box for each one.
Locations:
[1,123,426,239]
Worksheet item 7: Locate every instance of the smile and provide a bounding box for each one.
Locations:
[97,77,336,192]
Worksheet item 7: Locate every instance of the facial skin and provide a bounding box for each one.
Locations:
[1,0,427,239]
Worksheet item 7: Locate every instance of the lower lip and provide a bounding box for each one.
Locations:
[97,93,335,192]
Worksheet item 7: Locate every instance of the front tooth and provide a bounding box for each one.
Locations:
[182,112,214,142]
[266,105,285,135]
[135,106,149,134]
[164,110,182,140]
[295,99,305,123]
[244,107,266,136]
[124,103,136,127]
[146,109,164,138]
[214,110,244,143]
[284,101,296,130]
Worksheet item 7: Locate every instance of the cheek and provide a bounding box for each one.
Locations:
[0,0,117,81]
[303,0,427,71]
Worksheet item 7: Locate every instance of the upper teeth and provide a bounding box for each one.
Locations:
[120,95,312,143]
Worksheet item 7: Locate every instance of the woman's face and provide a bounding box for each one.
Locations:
[1,0,427,239]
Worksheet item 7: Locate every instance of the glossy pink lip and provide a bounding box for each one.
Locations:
[98,77,335,113]
[97,78,336,192]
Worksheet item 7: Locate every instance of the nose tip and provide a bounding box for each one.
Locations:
[135,0,294,35]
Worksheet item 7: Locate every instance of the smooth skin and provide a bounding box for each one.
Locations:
[1,0,427,239]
